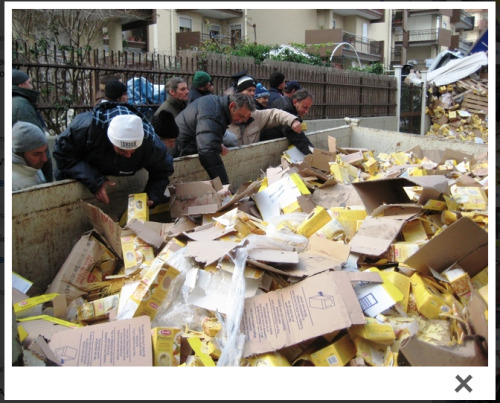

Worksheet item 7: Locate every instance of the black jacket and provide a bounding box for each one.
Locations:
[174,95,232,184]
[187,87,211,104]
[53,102,174,206]
[259,96,313,155]
[267,87,284,108]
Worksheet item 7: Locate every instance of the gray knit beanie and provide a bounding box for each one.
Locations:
[12,69,30,86]
[12,121,47,152]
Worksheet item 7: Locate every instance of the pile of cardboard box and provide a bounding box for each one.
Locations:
[425,77,488,144]
[13,138,489,368]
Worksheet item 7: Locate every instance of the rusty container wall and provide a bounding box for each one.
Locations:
[349,126,488,158]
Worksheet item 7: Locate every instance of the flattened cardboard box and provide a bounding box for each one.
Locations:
[45,231,118,302]
[349,204,422,257]
[49,315,152,366]
[404,217,488,277]
[241,270,382,357]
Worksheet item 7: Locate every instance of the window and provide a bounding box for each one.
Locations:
[332,18,336,29]
[209,24,221,38]
[179,17,192,32]
[230,24,242,41]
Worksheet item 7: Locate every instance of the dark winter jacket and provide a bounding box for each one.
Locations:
[259,96,313,155]
[174,95,232,184]
[12,85,54,182]
[187,87,211,104]
[53,102,174,207]
[155,95,186,118]
[267,87,284,108]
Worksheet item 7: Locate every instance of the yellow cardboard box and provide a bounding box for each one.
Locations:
[151,327,182,366]
[348,317,396,345]
[450,186,488,211]
[390,241,423,263]
[442,266,473,298]
[134,262,180,320]
[382,270,411,312]
[127,193,149,223]
[410,273,451,319]
[296,205,332,238]
[310,334,356,367]
[77,294,120,323]
[245,352,291,367]
[471,266,488,289]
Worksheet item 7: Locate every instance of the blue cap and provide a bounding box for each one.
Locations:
[254,83,270,99]
[285,80,301,92]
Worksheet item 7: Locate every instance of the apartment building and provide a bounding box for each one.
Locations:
[19,8,486,71]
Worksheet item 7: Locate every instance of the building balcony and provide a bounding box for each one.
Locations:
[393,28,451,48]
[176,31,242,51]
[451,10,475,31]
[390,47,402,65]
[305,29,384,65]
[450,35,473,53]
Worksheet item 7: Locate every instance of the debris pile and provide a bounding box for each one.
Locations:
[13,139,489,369]
[425,77,488,143]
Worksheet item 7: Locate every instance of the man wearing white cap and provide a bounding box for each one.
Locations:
[54,103,174,206]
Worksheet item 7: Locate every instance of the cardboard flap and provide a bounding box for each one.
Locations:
[247,249,299,263]
[400,336,487,366]
[310,148,336,172]
[183,222,235,241]
[126,219,165,250]
[241,269,382,357]
[352,176,448,214]
[185,240,239,266]
[169,180,223,218]
[82,202,130,258]
[467,289,488,346]
[404,217,488,275]
[352,178,414,214]
[349,215,413,257]
[439,148,475,165]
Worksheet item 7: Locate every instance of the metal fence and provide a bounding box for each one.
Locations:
[12,40,398,135]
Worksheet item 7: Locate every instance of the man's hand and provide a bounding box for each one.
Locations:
[94,180,116,204]
[291,119,302,133]
[221,144,229,156]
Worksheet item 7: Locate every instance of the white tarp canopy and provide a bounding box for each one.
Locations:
[410,51,488,86]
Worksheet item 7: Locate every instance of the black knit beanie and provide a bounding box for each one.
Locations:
[269,71,285,88]
[105,80,128,101]
[152,110,179,139]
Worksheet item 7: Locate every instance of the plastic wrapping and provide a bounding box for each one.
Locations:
[265,212,309,252]
[151,247,209,330]
[216,245,248,366]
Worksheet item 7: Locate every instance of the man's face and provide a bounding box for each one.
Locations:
[162,138,176,148]
[229,103,252,124]
[23,145,48,169]
[113,145,136,158]
[278,80,286,90]
[293,97,313,118]
[18,78,34,90]
[240,86,256,97]
[199,82,212,92]
[171,82,189,101]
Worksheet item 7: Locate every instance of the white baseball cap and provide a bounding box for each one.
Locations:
[107,114,144,150]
